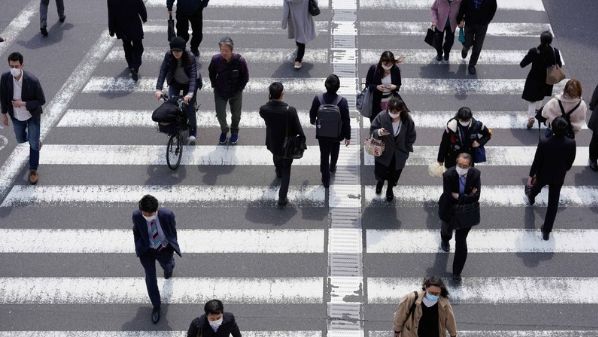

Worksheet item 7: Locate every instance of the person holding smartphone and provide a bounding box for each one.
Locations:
[365,51,402,122]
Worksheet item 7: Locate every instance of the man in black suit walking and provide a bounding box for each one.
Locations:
[439,152,481,283]
[259,82,305,207]
[108,0,147,81]
[186,299,242,337]
[526,117,576,240]
[457,0,497,75]
[132,194,182,324]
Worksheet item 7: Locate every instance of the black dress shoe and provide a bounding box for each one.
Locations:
[435,53,442,61]
[468,65,476,75]
[461,47,468,59]
[589,160,598,172]
[441,240,450,252]
[386,188,394,202]
[164,269,173,279]
[130,68,139,82]
[59,15,66,23]
[443,52,450,61]
[151,307,160,324]
[452,274,462,284]
[541,228,550,241]
[375,181,384,195]
[330,165,336,173]
[277,197,289,207]
[40,27,48,37]
[191,49,200,57]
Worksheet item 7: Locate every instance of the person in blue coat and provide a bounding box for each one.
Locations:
[132,194,182,324]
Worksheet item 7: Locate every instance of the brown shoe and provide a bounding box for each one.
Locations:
[526,117,535,130]
[28,170,39,185]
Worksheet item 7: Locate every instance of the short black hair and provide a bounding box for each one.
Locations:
[456,106,473,121]
[269,82,284,100]
[422,276,449,298]
[324,74,340,93]
[8,52,23,65]
[540,31,553,46]
[551,116,569,137]
[138,194,159,213]
[204,299,224,314]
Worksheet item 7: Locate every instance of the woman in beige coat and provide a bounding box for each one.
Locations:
[542,79,588,137]
[393,276,457,337]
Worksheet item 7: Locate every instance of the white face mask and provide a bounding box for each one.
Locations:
[456,166,469,176]
[10,68,21,78]
[459,120,470,127]
[381,64,392,71]
[209,317,223,331]
[389,112,400,119]
[143,214,157,222]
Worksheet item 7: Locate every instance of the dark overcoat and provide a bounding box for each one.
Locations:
[370,111,416,170]
[520,46,562,102]
[108,0,147,41]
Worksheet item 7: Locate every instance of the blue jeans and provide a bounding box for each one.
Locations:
[11,115,41,170]
[168,85,198,137]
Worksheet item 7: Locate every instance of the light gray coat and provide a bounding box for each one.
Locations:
[282,0,316,44]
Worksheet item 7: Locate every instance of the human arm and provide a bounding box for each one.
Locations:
[519,48,535,68]
[184,55,198,103]
[370,114,389,138]
[138,0,148,23]
[430,0,439,29]
[444,302,458,337]
[476,122,492,146]
[309,95,319,125]
[437,130,450,164]
[186,317,202,337]
[460,170,480,204]
[590,83,598,112]
[24,78,46,112]
[239,56,249,90]
[340,97,351,142]
[107,0,115,36]
[406,119,416,152]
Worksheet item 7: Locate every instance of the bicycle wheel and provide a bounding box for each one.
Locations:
[166,132,183,170]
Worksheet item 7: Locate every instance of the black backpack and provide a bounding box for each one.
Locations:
[315,94,342,138]
[557,99,581,139]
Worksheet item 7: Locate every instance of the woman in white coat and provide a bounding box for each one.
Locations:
[282,0,316,69]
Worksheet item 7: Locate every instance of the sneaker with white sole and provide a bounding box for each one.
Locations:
[187,135,196,145]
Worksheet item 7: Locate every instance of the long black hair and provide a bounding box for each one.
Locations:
[377,51,399,71]
[387,96,411,123]
[537,31,557,65]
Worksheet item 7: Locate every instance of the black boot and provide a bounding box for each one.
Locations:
[386,186,394,202]
[375,180,384,194]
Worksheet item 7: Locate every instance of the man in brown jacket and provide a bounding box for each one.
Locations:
[393,277,457,337]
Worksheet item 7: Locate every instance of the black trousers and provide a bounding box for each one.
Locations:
[435,22,455,56]
[122,38,144,71]
[441,221,472,276]
[590,131,598,162]
[318,138,340,184]
[176,7,203,52]
[529,181,563,233]
[295,42,305,62]
[273,155,293,200]
[374,155,403,187]
[139,246,175,308]
[463,23,488,66]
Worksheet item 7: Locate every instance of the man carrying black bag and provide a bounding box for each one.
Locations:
[259,82,306,207]
[438,152,480,284]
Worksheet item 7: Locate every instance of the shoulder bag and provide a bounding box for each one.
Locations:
[283,106,307,159]
[546,48,565,85]
[356,86,373,118]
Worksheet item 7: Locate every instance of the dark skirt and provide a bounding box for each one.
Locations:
[375,155,403,185]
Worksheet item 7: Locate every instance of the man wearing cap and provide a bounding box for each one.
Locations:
[208,37,249,145]
[132,194,182,324]
[167,0,208,57]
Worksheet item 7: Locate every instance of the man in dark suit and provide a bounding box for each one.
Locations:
[457,0,497,75]
[186,299,242,337]
[132,194,182,324]
[108,0,147,81]
[1,52,46,184]
[259,82,305,207]
[526,117,576,240]
[439,152,481,283]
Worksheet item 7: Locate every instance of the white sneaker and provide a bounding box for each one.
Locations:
[187,135,197,145]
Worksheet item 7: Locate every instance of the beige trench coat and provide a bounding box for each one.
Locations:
[392,290,458,337]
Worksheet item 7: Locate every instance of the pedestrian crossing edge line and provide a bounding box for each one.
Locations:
[0,0,38,57]
[0,30,115,201]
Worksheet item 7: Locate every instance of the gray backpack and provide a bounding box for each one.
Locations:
[316,94,342,138]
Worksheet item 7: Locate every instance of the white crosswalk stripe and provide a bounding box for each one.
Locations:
[0,332,323,337]
[360,22,552,37]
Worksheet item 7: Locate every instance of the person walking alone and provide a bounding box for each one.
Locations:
[430,0,463,62]
[438,152,480,283]
[370,97,416,201]
[540,79,587,138]
[259,82,305,207]
[186,300,242,337]
[393,276,458,337]
[521,31,563,129]
[0,52,46,185]
[309,74,351,188]
[208,37,249,145]
[365,51,402,122]
[167,0,209,57]
[108,0,147,81]
[282,0,316,69]
[132,194,182,324]
[588,83,598,171]
[526,117,576,241]
[40,0,66,37]
[457,0,497,75]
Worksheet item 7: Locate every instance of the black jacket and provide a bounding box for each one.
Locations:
[208,54,249,99]
[438,166,481,222]
[370,111,416,170]
[259,100,305,156]
[457,0,497,25]
[520,46,562,102]
[107,0,147,41]
[529,135,576,185]
[365,64,401,120]
[132,208,182,257]
[309,92,351,141]
[437,118,492,168]
[588,83,598,132]
[167,0,208,14]
[0,71,46,119]
[187,313,241,337]
[156,51,199,93]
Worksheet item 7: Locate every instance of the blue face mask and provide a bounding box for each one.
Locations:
[426,293,439,302]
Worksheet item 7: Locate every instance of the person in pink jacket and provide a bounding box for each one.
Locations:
[431,0,463,62]
[541,79,588,138]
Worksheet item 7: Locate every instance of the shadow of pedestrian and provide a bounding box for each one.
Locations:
[145,164,188,185]
[121,305,173,330]
[16,22,74,49]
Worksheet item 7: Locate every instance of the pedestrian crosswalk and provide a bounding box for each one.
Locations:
[1,0,597,335]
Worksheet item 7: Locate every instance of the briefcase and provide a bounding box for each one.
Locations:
[167,14,176,42]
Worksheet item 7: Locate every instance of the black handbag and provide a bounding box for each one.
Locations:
[451,202,480,229]
[308,0,320,16]
[167,14,176,42]
[282,106,307,159]
[424,28,439,48]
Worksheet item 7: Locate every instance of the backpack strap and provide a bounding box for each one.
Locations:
[402,291,419,327]
[558,99,582,119]
[317,93,324,105]
[333,95,342,106]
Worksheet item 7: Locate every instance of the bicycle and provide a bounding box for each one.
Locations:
[156,94,189,170]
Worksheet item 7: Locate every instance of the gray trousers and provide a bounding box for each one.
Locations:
[40,0,65,29]
[214,91,243,134]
